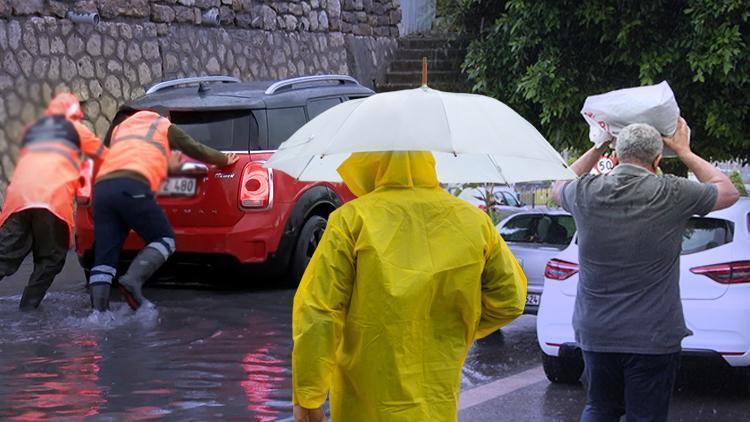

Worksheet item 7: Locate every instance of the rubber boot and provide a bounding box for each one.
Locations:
[118,247,166,310]
[90,283,111,312]
[19,285,47,311]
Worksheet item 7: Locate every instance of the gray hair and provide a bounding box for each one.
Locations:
[615,123,663,165]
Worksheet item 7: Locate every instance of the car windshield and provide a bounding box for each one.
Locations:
[170,110,258,151]
[681,217,734,255]
[500,214,575,246]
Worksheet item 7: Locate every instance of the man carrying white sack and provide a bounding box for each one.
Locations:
[552,118,739,422]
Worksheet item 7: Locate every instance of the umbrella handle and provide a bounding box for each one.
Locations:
[422,57,427,87]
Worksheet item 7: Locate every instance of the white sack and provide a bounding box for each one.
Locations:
[581,81,680,152]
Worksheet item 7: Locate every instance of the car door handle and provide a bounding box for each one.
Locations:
[178,162,209,175]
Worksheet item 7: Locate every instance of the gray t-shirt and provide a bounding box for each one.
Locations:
[561,164,717,354]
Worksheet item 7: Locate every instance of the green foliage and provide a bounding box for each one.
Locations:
[729,170,748,195]
[458,0,750,162]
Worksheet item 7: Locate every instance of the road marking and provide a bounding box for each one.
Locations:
[458,365,546,411]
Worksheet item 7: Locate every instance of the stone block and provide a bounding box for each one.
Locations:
[77,56,95,78]
[2,51,19,74]
[260,4,277,30]
[48,57,60,79]
[341,21,352,33]
[235,12,252,28]
[102,36,116,56]
[142,40,160,61]
[99,0,150,18]
[106,59,122,73]
[86,33,102,56]
[178,0,195,6]
[353,23,371,35]
[17,50,32,76]
[32,57,49,78]
[127,43,142,61]
[309,10,319,30]
[156,23,170,36]
[288,2,303,16]
[389,8,401,25]
[389,26,398,37]
[355,11,366,22]
[318,10,329,30]
[8,20,20,49]
[11,0,44,15]
[174,5,195,22]
[341,11,354,23]
[219,6,235,24]
[152,4,176,23]
[138,62,152,84]
[89,79,103,98]
[374,26,389,37]
[95,57,107,78]
[48,1,67,18]
[283,14,298,31]
[0,0,10,17]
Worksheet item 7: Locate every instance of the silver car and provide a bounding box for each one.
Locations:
[497,210,575,314]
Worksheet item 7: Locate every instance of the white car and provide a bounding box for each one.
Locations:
[497,210,575,315]
[537,198,750,383]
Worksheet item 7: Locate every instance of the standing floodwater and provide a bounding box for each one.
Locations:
[0,261,295,420]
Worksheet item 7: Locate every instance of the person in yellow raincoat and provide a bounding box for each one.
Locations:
[292,151,528,422]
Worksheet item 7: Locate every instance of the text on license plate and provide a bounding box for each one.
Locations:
[525,294,540,306]
[159,177,196,196]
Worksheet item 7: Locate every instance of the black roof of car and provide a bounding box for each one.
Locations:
[122,75,374,112]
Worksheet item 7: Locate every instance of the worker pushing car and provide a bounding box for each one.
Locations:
[89,106,239,312]
[0,93,107,310]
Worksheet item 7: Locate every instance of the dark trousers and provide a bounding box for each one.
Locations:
[92,178,174,284]
[0,209,69,308]
[581,351,680,422]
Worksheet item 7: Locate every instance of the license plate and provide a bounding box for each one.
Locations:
[525,294,540,306]
[159,177,196,196]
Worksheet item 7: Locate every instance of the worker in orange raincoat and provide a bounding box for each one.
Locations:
[45,93,107,166]
[292,152,527,422]
[0,101,106,310]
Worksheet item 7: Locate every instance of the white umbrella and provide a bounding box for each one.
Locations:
[265,87,574,183]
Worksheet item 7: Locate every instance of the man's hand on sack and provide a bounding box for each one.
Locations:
[223,152,240,166]
[662,117,691,158]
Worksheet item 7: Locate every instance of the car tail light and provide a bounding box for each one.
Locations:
[544,259,579,280]
[690,261,750,284]
[239,161,272,209]
[76,158,93,206]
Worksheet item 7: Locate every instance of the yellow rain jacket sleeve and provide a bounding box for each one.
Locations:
[292,152,527,421]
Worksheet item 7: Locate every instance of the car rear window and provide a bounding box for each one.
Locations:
[267,107,307,149]
[170,110,258,151]
[681,217,734,255]
[500,214,575,246]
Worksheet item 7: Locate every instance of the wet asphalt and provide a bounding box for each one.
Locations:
[0,253,748,421]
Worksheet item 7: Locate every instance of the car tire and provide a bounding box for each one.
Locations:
[542,351,584,384]
[286,215,327,288]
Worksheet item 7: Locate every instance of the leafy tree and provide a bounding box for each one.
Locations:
[456,0,750,163]
[729,169,748,195]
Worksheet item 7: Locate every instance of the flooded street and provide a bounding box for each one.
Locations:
[1,254,748,421]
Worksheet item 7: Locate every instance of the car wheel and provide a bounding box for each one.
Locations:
[542,351,584,384]
[286,215,327,288]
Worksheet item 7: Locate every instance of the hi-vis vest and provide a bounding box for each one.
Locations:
[0,116,83,245]
[98,111,171,191]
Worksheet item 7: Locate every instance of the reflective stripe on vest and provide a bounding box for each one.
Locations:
[22,141,81,171]
[110,116,168,157]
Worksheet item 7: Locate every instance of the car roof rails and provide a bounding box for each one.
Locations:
[264,74,361,95]
[146,76,241,95]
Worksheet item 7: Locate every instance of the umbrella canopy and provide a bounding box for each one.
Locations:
[265,87,575,183]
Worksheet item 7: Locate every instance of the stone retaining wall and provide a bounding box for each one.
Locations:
[0,0,401,201]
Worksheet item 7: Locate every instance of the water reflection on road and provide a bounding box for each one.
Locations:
[0,286,297,420]
[0,280,537,420]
